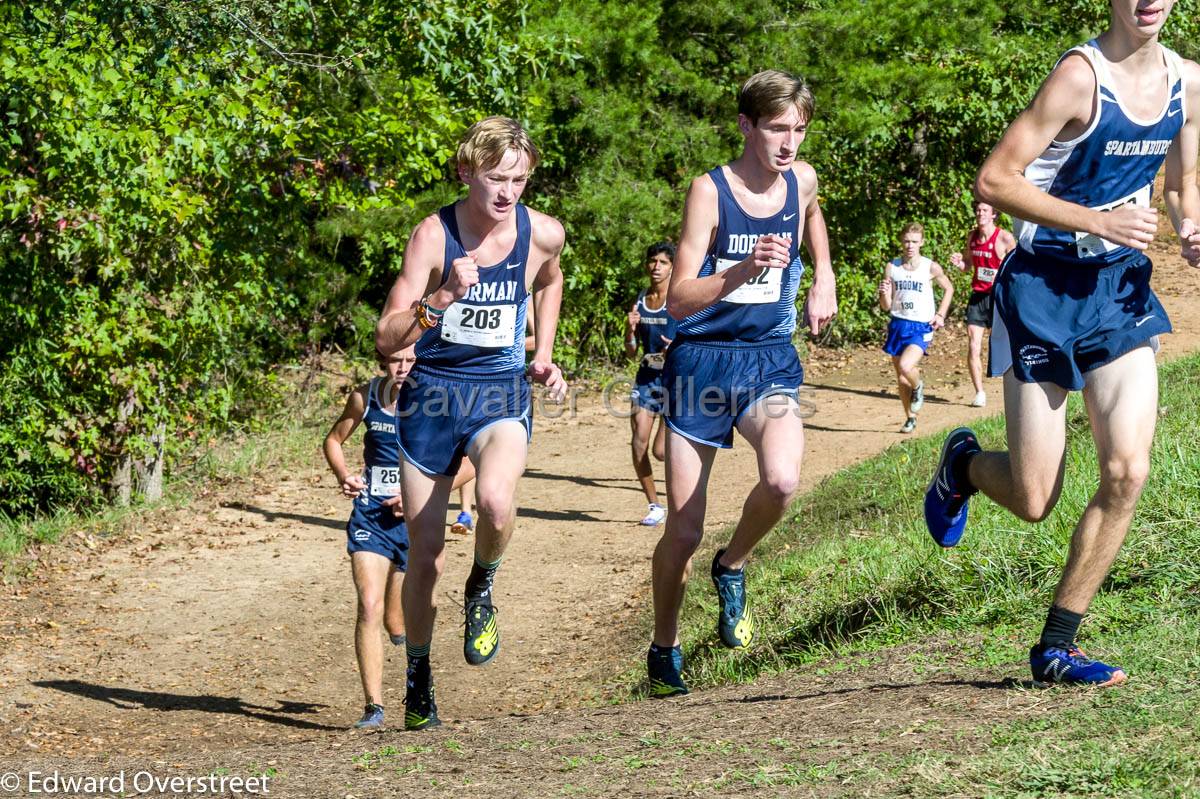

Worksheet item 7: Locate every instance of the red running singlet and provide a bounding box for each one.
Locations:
[969,227,1003,293]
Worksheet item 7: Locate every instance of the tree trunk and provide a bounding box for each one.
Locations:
[135,422,165,503]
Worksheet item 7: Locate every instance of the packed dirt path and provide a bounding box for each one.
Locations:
[1,239,1197,790]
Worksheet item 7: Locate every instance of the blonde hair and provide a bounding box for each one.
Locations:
[900,222,924,239]
[456,116,541,177]
[738,70,814,125]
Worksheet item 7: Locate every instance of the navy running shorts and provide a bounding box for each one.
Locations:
[988,249,1171,390]
[882,317,934,356]
[346,498,409,570]
[663,337,804,449]
[397,365,531,476]
[630,366,666,416]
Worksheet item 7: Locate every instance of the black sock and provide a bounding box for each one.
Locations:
[951,450,979,496]
[465,554,501,601]
[406,640,431,675]
[648,643,680,658]
[1039,605,1083,650]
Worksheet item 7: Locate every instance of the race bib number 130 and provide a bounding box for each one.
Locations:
[441,303,518,348]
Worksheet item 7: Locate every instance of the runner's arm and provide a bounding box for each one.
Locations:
[1163,59,1200,266]
[995,229,1016,260]
[878,263,893,313]
[529,214,566,366]
[376,216,445,354]
[976,54,1157,250]
[930,262,954,324]
[666,175,789,318]
[323,384,369,495]
[799,165,837,333]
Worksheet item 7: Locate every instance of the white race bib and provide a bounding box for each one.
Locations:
[977,266,998,284]
[441,303,518,348]
[1075,184,1152,259]
[369,466,401,497]
[716,258,782,304]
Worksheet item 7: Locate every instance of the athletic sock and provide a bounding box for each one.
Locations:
[951,449,979,496]
[648,643,681,658]
[389,633,406,647]
[465,554,501,602]
[406,640,431,666]
[1039,605,1083,650]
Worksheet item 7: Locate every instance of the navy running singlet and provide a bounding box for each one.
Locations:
[361,377,402,501]
[1017,40,1185,265]
[415,203,531,373]
[676,167,803,341]
[635,290,677,368]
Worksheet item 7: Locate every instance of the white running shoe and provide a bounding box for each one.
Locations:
[910,381,925,413]
[640,503,667,526]
[970,390,987,408]
[900,417,917,434]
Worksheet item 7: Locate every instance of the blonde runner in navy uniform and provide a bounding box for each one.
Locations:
[376,117,567,729]
[647,70,837,696]
[924,0,1200,687]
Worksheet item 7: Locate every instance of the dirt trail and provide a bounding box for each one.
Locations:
[0,241,1197,785]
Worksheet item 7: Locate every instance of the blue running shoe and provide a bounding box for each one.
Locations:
[646,644,688,698]
[354,703,384,729]
[451,511,474,536]
[1030,644,1127,687]
[711,549,754,649]
[924,427,981,548]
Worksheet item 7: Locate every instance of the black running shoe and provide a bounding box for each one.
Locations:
[463,599,500,666]
[404,661,440,731]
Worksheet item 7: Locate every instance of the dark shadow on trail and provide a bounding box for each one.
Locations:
[517,507,606,523]
[805,382,894,400]
[523,468,644,493]
[729,677,1015,706]
[33,680,341,731]
[222,502,345,531]
[802,424,887,433]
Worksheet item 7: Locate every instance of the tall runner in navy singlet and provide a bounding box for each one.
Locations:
[925,0,1200,687]
[647,71,837,697]
[948,201,1015,407]
[375,117,567,730]
[323,346,478,730]
[624,242,677,526]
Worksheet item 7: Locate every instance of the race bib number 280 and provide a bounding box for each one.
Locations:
[716,258,783,304]
[441,303,518,348]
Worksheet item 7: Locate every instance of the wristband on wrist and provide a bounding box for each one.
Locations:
[417,298,444,329]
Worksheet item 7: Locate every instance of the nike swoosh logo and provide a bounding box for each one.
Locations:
[782,213,797,221]
[505,262,521,270]
[1168,107,1183,117]
[1135,314,1155,327]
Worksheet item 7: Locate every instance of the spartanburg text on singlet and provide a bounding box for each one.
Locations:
[635,290,677,369]
[415,203,530,373]
[888,257,936,323]
[360,377,402,501]
[676,167,803,341]
[1016,40,1185,265]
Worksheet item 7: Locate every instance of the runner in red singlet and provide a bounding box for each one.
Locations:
[949,200,1015,407]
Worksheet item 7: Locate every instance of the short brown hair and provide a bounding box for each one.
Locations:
[456,116,540,177]
[900,222,924,238]
[738,70,814,125]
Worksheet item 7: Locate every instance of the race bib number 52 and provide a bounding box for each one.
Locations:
[441,303,518,348]
[716,258,782,304]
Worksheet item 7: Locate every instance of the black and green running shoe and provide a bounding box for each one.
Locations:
[712,549,754,649]
[646,644,688,698]
[463,599,500,666]
[404,660,440,731]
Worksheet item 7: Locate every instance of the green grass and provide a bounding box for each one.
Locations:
[659,352,1200,797]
